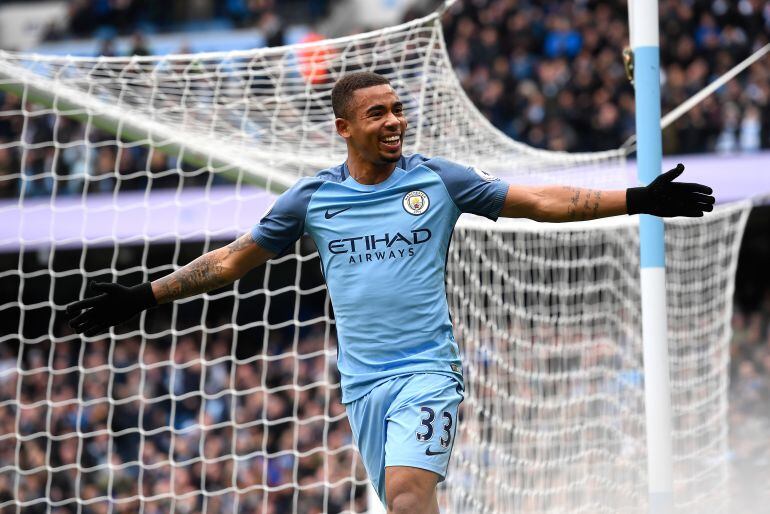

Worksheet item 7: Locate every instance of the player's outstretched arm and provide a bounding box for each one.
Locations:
[500,163,714,222]
[151,232,274,304]
[66,233,275,335]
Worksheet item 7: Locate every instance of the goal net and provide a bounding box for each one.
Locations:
[0,9,751,514]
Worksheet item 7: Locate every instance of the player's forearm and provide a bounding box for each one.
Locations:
[535,186,626,222]
[501,164,713,222]
[151,234,264,304]
[151,250,236,304]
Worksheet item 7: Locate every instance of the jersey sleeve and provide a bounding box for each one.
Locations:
[250,178,322,254]
[424,158,509,220]
[400,153,430,170]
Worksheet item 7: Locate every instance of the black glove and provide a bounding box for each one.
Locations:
[626,163,715,217]
[66,281,157,336]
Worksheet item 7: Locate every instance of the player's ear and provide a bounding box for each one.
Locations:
[335,117,351,139]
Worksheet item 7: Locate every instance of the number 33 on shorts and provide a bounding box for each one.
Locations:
[416,406,454,455]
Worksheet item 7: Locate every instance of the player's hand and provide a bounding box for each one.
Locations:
[65,281,157,336]
[626,163,715,217]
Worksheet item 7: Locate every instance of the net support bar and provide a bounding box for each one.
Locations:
[630,2,674,513]
[622,41,770,152]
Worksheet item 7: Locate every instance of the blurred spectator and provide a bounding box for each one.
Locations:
[98,37,117,57]
[129,32,152,56]
[544,16,581,59]
[0,140,20,199]
[258,10,286,48]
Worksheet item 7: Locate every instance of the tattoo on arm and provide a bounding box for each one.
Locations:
[566,188,581,221]
[226,232,256,256]
[155,233,255,303]
[564,188,602,221]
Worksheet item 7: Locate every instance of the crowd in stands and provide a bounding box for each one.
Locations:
[2,1,769,200]
[43,0,325,41]
[0,321,368,513]
[36,0,327,49]
[440,0,770,153]
[0,92,221,199]
[2,271,769,512]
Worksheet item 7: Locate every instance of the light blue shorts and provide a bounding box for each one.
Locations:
[346,373,464,506]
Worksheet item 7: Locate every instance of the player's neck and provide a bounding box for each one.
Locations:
[345,154,397,185]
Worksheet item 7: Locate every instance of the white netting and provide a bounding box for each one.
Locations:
[0,10,752,514]
[446,206,749,513]
[0,14,626,192]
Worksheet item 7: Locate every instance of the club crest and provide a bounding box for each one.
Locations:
[403,190,430,215]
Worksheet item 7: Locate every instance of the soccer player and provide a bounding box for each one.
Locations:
[66,72,714,514]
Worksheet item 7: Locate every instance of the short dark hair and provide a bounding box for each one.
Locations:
[331,72,391,119]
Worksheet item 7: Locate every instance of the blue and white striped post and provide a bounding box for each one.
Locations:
[629,2,674,513]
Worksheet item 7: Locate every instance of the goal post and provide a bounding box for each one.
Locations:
[0,9,753,514]
[628,1,675,512]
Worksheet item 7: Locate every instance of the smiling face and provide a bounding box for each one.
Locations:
[335,84,407,166]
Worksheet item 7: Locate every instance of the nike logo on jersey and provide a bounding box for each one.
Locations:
[425,447,449,456]
[325,207,351,219]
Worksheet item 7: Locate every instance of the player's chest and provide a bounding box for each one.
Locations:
[305,182,453,252]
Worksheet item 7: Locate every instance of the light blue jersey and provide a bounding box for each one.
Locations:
[251,154,508,403]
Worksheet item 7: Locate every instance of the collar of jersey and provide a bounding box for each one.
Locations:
[341,162,406,192]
